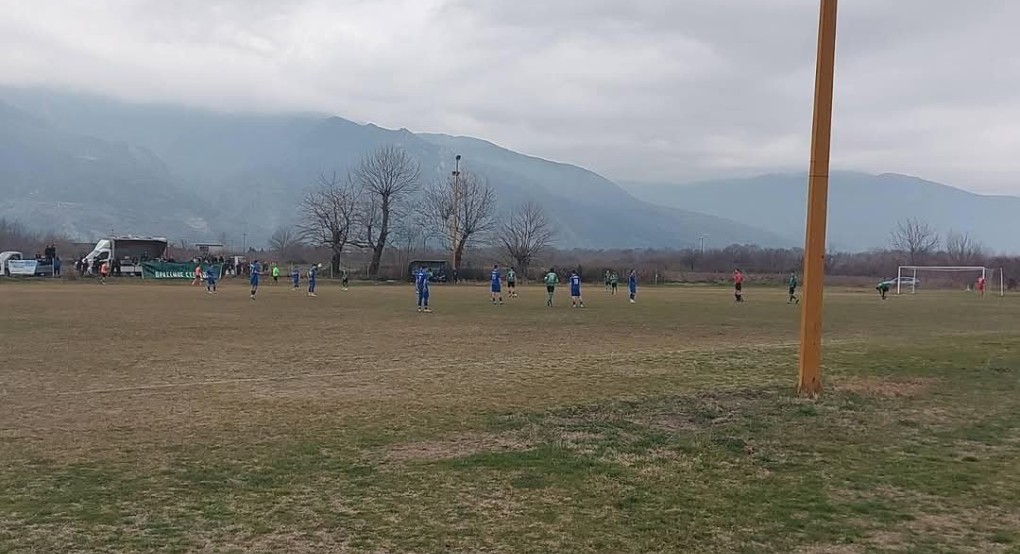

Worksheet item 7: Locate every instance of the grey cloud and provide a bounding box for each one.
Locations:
[0,0,1018,192]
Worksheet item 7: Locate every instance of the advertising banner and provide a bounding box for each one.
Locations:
[7,260,38,276]
[142,262,222,280]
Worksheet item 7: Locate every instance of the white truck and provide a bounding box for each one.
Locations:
[0,251,24,276]
[83,237,169,277]
[0,251,55,277]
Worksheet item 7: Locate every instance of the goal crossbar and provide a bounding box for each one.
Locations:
[896,265,1004,296]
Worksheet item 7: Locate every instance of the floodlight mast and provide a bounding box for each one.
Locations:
[797,0,838,397]
[451,154,461,281]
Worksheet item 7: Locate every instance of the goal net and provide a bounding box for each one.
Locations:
[895,266,1004,296]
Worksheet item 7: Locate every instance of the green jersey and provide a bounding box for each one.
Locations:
[788,275,797,289]
[610,274,619,284]
[271,266,280,277]
[544,272,558,286]
[507,269,516,282]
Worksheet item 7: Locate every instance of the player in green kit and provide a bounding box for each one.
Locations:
[543,268,559,307]
[610,272,619,295]
[877,281,890,300]
[788,273,800,304]
[506,267,518,298]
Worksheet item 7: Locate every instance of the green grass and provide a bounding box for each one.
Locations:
[1,281,1019,552]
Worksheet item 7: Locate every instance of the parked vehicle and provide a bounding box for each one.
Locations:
[0,251,23,276]
[84,237,168,276]
[879,277,920,288]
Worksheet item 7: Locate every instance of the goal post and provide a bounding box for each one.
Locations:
[895,265,1004,296]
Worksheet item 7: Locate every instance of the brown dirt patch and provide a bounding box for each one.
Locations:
[383,432,533,462]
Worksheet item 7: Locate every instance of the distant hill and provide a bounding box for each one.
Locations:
[0,102,222,241]
[0,88,786,249]
[624,172,1020,253]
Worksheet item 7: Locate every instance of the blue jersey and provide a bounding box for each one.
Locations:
[308,266,318,281]
[250,264,260,285]
[490,269,501,292]
[416,270,429,293]
[629,274,637,291]
[291,269,300,282]
[205,268,216,282]
[569,274,581,293]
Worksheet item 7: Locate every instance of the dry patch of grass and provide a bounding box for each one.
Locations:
[3,283,1020,552]
[793,545,865,554]
[831,376,936,398]
[383,432,534,463]
[827,486,1020,552]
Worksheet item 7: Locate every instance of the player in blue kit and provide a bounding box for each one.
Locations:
[490,264,503,305]
[249,260,260,300]
[569,269,585,308]
[628,269,637,303]
[205,265,218,294]
[291,266,300,290]
[307,264,318,297]
[415,266,432,312]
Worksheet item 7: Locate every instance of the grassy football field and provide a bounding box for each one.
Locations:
[1,279,1019,553]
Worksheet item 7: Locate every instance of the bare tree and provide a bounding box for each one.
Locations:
[945,230,985,266]
[680,248,699,271]
[891,218,940,264]
[298,172,359,275]
[389,212,431,279]
[352,146,421,277]
[423,170,498,272]
[268,226,298,260]
[0,218,40,253]
[497,201,555,279]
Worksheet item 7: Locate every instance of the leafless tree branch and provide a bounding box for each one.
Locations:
[891,218,940,264]
[497,201,555,279]
[352,146,421,277]
[422,170,498,271]
[297,171,360,274]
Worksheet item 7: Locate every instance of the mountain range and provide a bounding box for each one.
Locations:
[624,172,1020,253]
[2,87,1016,253]
[0,88,782,249]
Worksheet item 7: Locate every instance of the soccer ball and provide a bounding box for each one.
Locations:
[317,263,323,269]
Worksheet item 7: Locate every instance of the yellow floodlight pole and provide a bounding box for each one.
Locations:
[798,0,838,396]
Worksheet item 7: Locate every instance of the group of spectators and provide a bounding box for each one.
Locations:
[33,244,62,277]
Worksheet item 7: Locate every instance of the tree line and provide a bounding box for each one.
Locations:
[2,143,1013,285]
[280,145,556,279]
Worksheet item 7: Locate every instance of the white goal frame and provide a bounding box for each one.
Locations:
[896,266,1004,296]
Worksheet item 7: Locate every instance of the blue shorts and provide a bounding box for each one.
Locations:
[250,277,259,287]
[491,284,501,293]
[570,287,580,296]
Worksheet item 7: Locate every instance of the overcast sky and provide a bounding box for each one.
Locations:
[2,0,1019,193]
